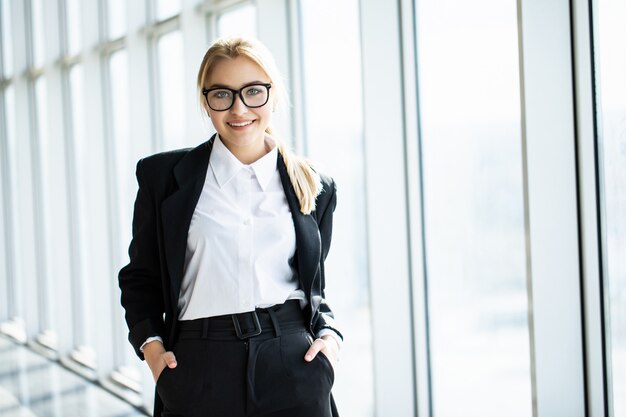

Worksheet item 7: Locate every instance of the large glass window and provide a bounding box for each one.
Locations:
[3,85,16,318]
[0,149,5,319]
[155,0,181,21]
[31,0,45,67]
[299,1,373,415]
[109,49,142,375]
[107,0,127,40]
[68,63,94,361]
[65,0,81,55]
[1,0,13,76]
[156,31,185,150]
[416,1,532,416]
[109,50,132,267]
[217,4,257,38]
[594,0,626,414]
[34,75,56,340]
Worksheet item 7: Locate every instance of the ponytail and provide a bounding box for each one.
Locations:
[268,127,321,215]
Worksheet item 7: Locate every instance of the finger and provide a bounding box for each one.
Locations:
[162,351,178,368]
[304,338,327,362]
[320,335,339,353]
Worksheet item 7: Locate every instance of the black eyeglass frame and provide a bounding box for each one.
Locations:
[201,83,272,112]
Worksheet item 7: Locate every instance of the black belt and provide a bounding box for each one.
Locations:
[177,300,305,340]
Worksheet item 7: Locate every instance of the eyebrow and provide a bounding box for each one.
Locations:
[207,80,268,89]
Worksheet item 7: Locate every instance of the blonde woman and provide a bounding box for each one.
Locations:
[118,36,342,417]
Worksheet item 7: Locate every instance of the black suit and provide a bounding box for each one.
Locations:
[118,134,341,416]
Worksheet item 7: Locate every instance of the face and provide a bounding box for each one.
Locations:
[204,56,274,155]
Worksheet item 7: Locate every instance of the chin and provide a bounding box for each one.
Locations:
[221,131,263,147]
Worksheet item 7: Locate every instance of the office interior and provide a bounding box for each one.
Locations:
[0,0,625,416]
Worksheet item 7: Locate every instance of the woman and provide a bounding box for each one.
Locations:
[118,36,342,417]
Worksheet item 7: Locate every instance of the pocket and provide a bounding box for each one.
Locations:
[155,364,170,386]
[155,341,205,414]
[315,350,336,383]
[303,333,335,382]
[284,332,335,387]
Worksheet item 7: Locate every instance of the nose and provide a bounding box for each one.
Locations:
[230,94,248,115]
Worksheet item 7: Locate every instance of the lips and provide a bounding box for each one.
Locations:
[227,120,255,127]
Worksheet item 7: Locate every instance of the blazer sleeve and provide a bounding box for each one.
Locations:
[312,177,343,340]
[118,158,166,360]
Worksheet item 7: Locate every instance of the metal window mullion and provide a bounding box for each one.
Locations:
[58,0,68,56]
[146,0,155,24]
[0,0,5,76]
[517,0,587,415]
[570,0,611,415]
[400,0,432,415]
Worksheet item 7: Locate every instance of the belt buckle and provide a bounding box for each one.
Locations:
[232,311,262,339]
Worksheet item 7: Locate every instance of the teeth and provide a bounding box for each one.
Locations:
[228,120,253,127]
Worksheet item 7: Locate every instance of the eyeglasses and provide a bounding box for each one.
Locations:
[202,83,272,112]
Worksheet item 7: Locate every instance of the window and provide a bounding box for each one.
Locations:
[65,0,81,55]
[416,0,532,415]
[299,0,373,415]
[109,50,132,264]
[156,31,185,150]
[31,0,45,67]
[34,75,55,339]
[0,85,16,320]
[155,0,181,21]
[1,85,19,337]
[217,4,257,38]
[67,63,92,353]
[107,0,127,40]
[594,0,626,413]
[1,0,13,76]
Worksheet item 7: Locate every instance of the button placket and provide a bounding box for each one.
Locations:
[237,169,254,308]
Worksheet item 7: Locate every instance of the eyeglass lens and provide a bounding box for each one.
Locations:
[206,84,269,111]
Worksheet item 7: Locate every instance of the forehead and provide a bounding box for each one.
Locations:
[206,56,270,87]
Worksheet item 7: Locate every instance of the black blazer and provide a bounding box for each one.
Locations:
[118,134,342,360]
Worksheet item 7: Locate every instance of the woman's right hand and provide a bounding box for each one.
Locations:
[143,340,177,383]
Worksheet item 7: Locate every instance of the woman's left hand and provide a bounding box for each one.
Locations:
[304,335,339,368]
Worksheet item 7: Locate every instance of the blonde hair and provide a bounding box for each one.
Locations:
[197,36,321,214]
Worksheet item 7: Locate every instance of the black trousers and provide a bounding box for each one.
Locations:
[155,301,336,417]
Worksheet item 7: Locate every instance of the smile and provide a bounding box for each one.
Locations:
[227,120,255,127]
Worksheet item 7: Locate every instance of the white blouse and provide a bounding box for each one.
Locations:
[139,135,340,352]
[177,135,304,320]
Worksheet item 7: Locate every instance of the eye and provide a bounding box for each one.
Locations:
[212,90,232,99]
[245,87,262,96]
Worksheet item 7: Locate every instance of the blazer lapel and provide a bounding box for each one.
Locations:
[277,153,321,293]
[161,136,214,306]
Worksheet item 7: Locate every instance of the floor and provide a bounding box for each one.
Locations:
[0,335,147,417]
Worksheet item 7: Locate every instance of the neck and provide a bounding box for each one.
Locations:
[221,135,270,164]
